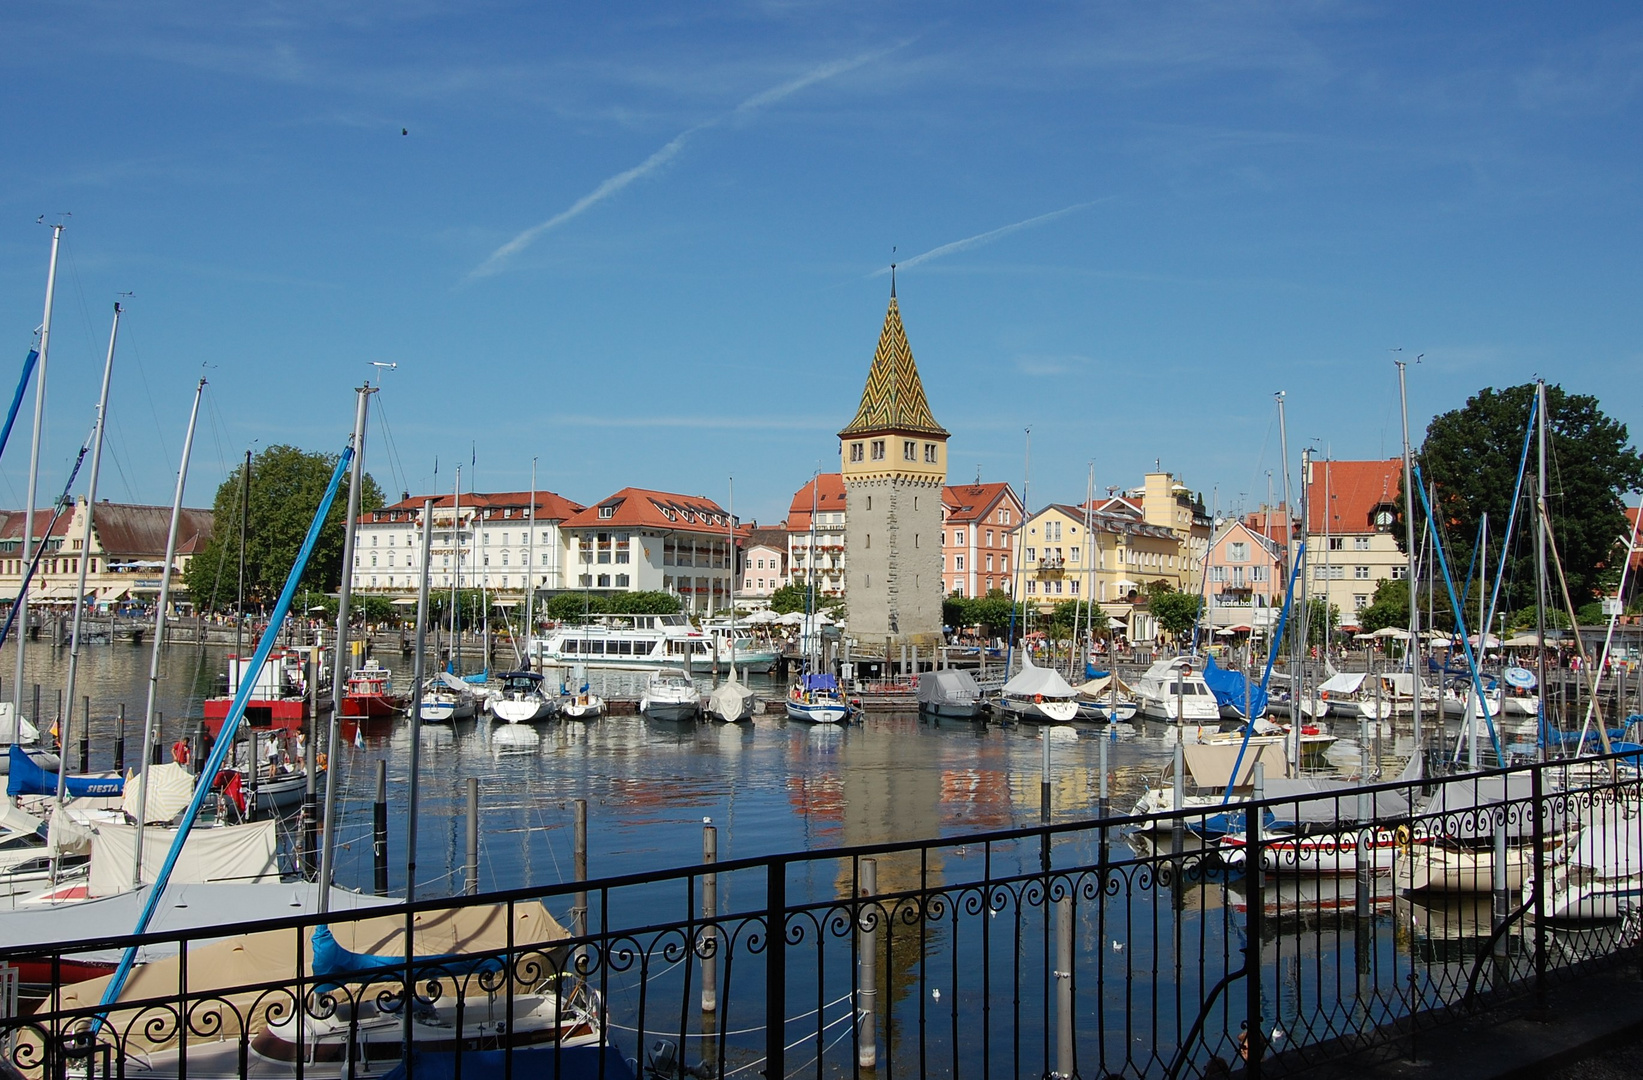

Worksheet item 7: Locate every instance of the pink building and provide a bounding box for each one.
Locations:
[1203,519,1286,633]
[741,526,789,603]
[941,482,1021,597]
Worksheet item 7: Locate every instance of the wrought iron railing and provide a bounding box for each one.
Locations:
[4,752,1640,1079]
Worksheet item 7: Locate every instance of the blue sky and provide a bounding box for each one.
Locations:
[2,2,1640,527]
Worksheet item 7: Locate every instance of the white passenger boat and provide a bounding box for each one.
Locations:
[489,670,558,724]
[533,614,766,672]
[640,667,700,722]
[1135,656,1222,723]
[786,673,851,724]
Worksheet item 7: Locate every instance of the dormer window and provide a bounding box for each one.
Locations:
[599,506,615,519]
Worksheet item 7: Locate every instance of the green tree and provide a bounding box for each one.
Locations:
[1149,591,1202,639]
[1357,578,1409,634]
[768,584,808,615]
[966,589,1016,636]
[604,591,682,615]
[1418,383,1643,609]
[185,445,384,610]
[544,592,605,623]
[943,593,969,630]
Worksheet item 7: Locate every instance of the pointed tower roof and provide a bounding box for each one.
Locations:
[839,296,948,439]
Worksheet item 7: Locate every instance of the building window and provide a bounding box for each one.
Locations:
[924,443,936,463]
[1026,547,1036,563]
[986,554,993,572]
[850,442,864,463]
[1000,510,1010,525]
[1252,565,1268,583]
[955,530,965,545]
[1229,542,1248,563]
[597,574,610,587]
[903,440,917,461]
[1328,537,1344,551]
[1070,546,1080,564]
[865,534,871,549]
[871,440,885,460]
[1354,565,1371,579]
[1070,580,1079,595]
[615,574,630,587]
[1391,565,1408,579]
[1026,580,1037,595]
[579,573,592,587]
[986,530,993,547]
[1354,593,1368,609]
[955,555,965,570]
[599,505,615,519]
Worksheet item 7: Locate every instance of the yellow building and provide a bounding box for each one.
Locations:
[1010,501,1184,639]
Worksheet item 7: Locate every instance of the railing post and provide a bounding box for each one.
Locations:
[858,858,878,1069]
[765,857,787,1080]
[464,777,480,896]
[373,759,389,896]
[1244,765,1264,1077]
[1056,890,1074,1079]
[1531,761,1546,1009]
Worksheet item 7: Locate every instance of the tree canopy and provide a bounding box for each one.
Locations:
[184,445,384,610]
[1417,383,1642,610]
[1148,590,1202,639]
[542,590,682,623]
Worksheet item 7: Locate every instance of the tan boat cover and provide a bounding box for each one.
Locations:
[120,762,194,824]
[88,819,280,897]
[55,901,569,1057]
[1182,740,1291,788]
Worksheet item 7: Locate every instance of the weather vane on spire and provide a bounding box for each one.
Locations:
[890,246,897,297]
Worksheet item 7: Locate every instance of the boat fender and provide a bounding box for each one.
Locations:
[1394,825,1412,853]
[1034,694,1043,704]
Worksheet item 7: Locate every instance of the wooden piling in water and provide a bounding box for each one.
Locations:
[78,696,89,772]
[701,820,717,1014]
[114,704,125,771]
[857,857,878,1069]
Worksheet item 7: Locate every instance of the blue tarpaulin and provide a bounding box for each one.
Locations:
[1201,654,1267,718]
[311,925,504,992]
[6,743,123,798]
[801,673,839,692]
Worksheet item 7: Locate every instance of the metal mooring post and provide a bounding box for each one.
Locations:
[701,819,718,1013]
[857,858,878,1069]
[1244,762,1265,1077]
[373,759,389,896]
[114,704,126,771]
[79,696,90,772]
[765,858,788,1080]
[464,777,479,896]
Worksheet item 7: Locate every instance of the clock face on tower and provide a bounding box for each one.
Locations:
[1374,509,1393,527]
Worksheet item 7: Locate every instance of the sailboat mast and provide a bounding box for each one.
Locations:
[236,449,249,659]
[807,472,819,671]
[132,377,207,887]
[1082,462,1094,675]
[525,459,536,669]
[405,498,435,902]
[727,476,737,672]
[56,300,120,809]
[450,465,462,671]
[13,224,62,722]
[317,383,372,912]
[1535,379,1550,763]
[1396,358,1423,757]
[1004,428,1029,677]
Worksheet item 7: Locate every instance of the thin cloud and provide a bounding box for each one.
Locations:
[872,199,1112,276]
[471,46,898,280]
[546,413,839,432]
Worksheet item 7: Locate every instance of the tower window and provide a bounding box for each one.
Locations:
[924,443,936,463]
[871,440,885,460]
[850,442,864,463]
[903,440,917,461]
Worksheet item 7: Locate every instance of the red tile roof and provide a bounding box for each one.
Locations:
[786,474,846,531]
[1627,507,1643,569]
[1308,459,1402,535]
[0,509,75,542]
[362,490,584,525]
[941,482,1018,524]
[564,487,732,533]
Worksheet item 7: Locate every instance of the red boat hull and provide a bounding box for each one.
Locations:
[342,693,405,718]
[203,697,308,736]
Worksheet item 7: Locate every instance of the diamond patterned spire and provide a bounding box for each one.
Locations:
[839,297,948,439]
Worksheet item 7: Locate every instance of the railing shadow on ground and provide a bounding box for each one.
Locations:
[1,751,1640,1080]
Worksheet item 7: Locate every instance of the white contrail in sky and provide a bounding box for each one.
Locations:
[873,199,1112,276]
[470,47,895,280]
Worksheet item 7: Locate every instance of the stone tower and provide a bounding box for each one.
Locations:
[840,284,948,648]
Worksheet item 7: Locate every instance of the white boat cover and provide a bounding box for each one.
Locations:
[47,812,93,856]
[1262,777,1411,823]
[0,882,392,960]
[1002,661,1076,700]
[433,671,473,693]
[1318,672,1367,695]
[59,900,570,1056]
[707,681,757,717]
[0,702,39,746]
[1419,775,1566,840]
[1570,801,1643,875]
[120,762,194,824]
[89,819,280,897]
[918,669,981,706]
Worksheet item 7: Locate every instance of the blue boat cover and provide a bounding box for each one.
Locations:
[800,673,839,692]
[1085,665,1110,680]
[311,925,504,992]
[6,744,123,799]
[1200,655,1268,718]
[381,1045,636,1080]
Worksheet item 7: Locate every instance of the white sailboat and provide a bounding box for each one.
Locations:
[489,670,557,724]
[418,671,478,723]
[705,666,757,723]
[640,667,700,722]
